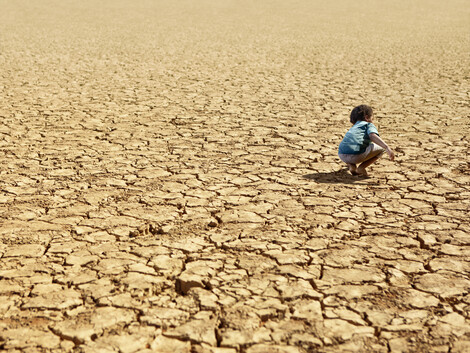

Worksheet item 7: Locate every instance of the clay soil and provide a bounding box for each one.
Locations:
[0,0,469,352]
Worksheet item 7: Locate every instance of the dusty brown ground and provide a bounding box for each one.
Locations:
[1,0,469,352]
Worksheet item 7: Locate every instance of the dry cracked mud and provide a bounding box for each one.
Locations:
[0,0,469,352]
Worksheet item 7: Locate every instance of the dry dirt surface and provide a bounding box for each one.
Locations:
[1,0,469,352]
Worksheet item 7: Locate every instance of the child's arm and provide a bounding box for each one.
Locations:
[369,133,395,161]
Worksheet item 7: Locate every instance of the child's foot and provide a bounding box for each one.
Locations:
[356,167,368,176]
[347,164,358,175]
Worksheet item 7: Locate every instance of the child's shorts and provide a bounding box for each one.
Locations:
[338,143,384,165]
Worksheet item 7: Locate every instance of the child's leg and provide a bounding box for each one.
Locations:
[356,144,384,175]
[339,154,360,175]
[356,155,380,175]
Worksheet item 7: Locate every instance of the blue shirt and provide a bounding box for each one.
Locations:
[338,121,379,155]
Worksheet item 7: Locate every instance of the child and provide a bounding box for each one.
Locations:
[338,105,395,176]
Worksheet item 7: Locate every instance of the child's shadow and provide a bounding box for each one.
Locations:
[303,169,378,185]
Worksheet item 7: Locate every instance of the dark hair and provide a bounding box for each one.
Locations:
[350,105,373,124]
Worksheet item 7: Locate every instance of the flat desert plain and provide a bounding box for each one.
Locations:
[0,0,469,352]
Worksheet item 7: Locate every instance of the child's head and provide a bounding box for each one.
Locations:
[350,105,373,124]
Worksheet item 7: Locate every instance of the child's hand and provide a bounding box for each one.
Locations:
[387,148,395,161]
[369,133,395,161]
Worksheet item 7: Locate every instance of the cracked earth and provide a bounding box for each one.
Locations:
[1,0,469,352]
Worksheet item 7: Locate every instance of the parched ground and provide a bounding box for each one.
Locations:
[0,0,469,352]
